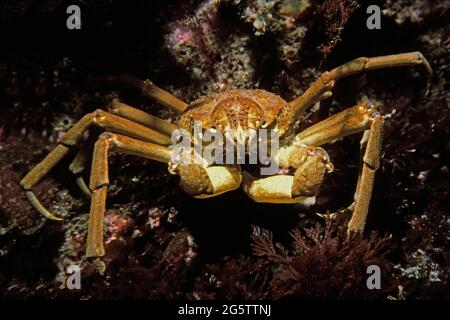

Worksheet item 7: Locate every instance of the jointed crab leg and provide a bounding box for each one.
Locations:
[69,142,93,197]
[94,74,189,113]
[23,144,71,220]
[241,102,378,203]
[293,101,383,232]
[63,109,172,146]
[70,105,175,197]
[21,109,172,220]
[328,52,431,79]
[295,101,376,146]
[109,100,177,136]
[347,114,383,232]
[290,52,432,118]
[86,132,172,257]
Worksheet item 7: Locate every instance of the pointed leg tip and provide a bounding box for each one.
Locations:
[47,214,64,221]
[76,176,92,198]
[24,190,64,221]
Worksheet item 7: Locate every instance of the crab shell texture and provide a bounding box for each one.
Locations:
[178,89,294,140]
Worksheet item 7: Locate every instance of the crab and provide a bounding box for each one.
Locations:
[21,52,431,257]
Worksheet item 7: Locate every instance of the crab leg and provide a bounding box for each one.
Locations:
[295,101,376,146]
[69,141,93,197]
[242,145,330,204]
[58,109,172,146]
[74,103,175,197]
[93,74,189,113]
[290,52,432,118]
[21,109,172,220]
[294,101,383,232]
[109,99,177,136]
[87,132,172,257]
[347,115,383,232]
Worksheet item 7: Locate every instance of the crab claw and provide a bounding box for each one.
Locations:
[242,171,307,204]
[243,144,332,203]
[177,164,242,198]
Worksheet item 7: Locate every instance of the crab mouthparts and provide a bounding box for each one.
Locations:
[227,128,251,145]
[224,128,271,149]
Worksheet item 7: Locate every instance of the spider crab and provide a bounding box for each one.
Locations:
[21,52,431,257]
